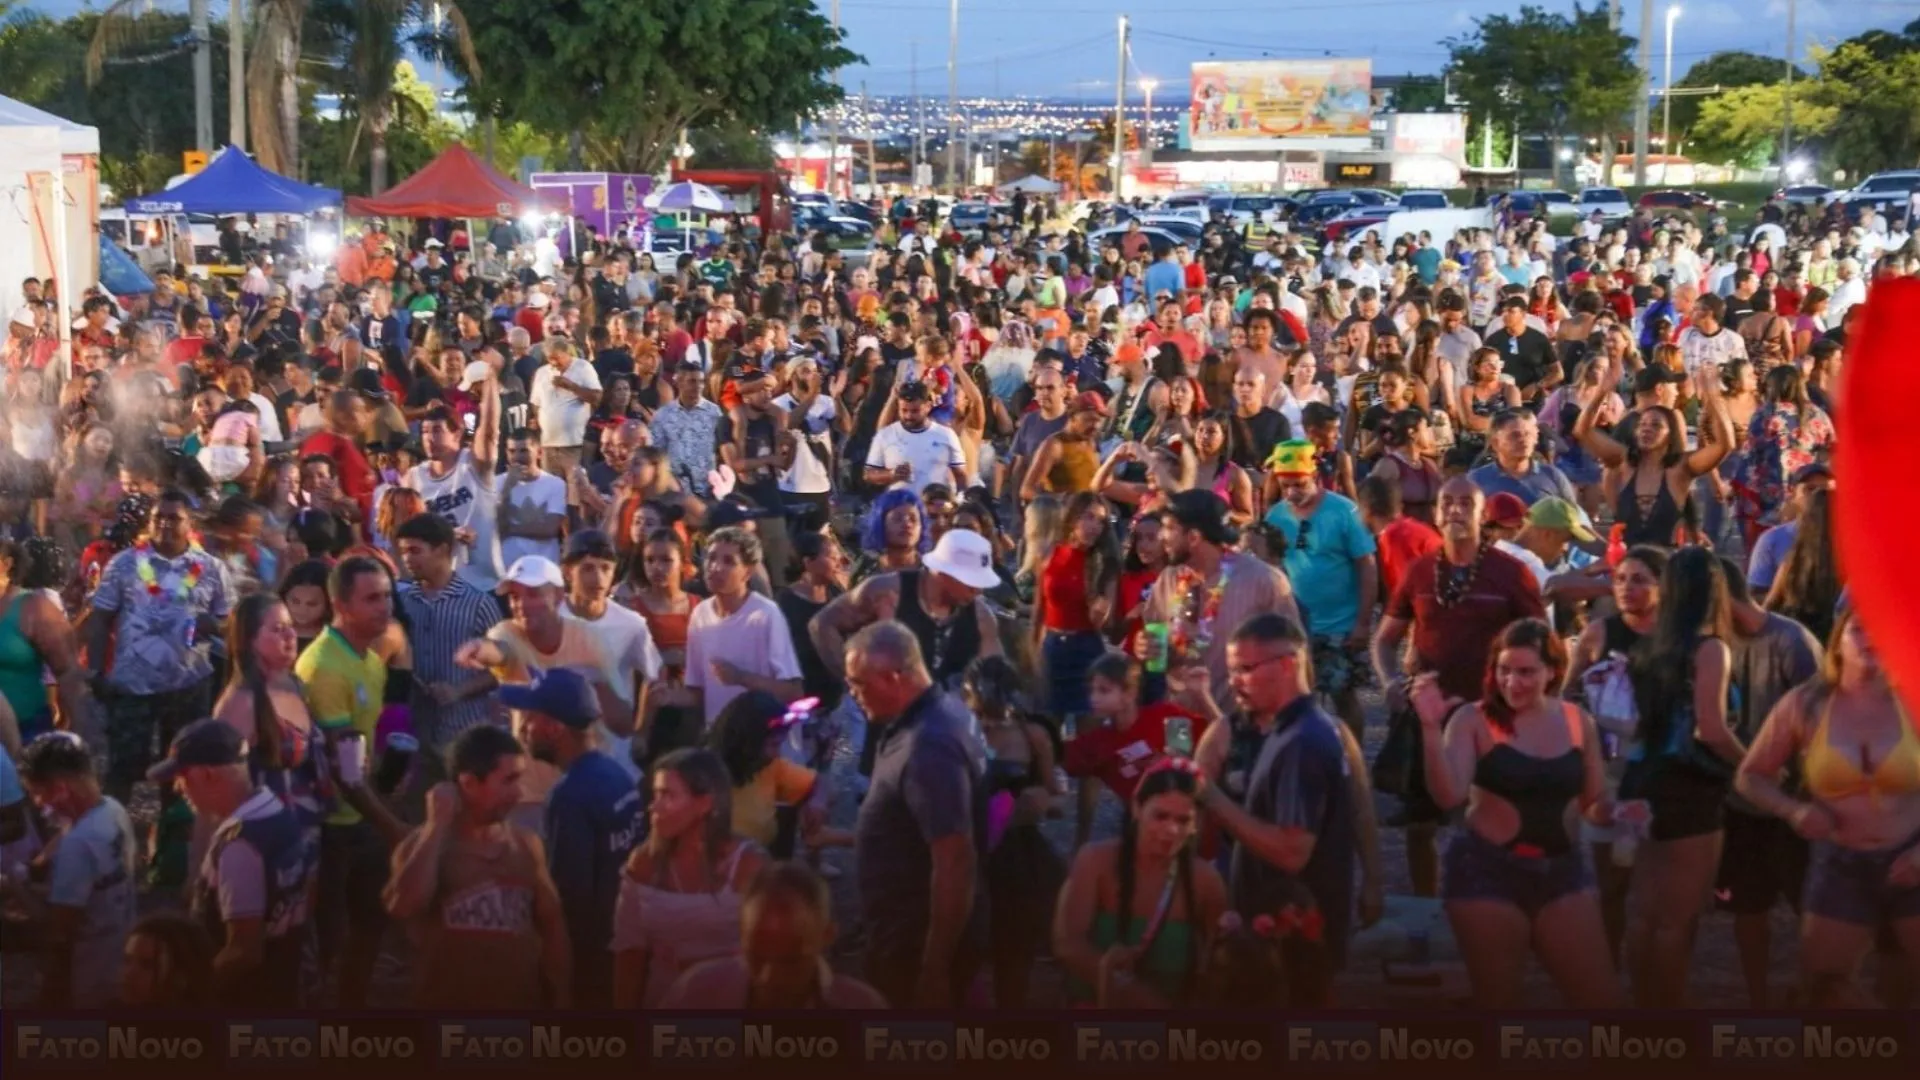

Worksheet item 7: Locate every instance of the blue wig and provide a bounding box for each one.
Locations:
[861,488,933,554]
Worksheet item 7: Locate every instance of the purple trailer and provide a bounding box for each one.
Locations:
[528,172,653,257]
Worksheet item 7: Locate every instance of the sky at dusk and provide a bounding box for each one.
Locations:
[820,0,1920,97]
[26,0,1920,100]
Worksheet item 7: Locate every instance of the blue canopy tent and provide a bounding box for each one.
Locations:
[97,234,155,297]
[124,147,339,215]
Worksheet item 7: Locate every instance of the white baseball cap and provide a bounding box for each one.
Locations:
[922,528,1001,591]
[457,360,492,391]
[497,555,564,592]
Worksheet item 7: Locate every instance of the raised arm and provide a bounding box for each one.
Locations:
[1573,368,1630,469]
[808,573,898,679]
[1682,368,1734,477]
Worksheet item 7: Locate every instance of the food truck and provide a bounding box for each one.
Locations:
[528,172,654,257]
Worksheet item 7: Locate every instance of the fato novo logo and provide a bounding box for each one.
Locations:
[649,1019,844,1064]
[1496,1020,1691,1066]
[438,1019,633,1066]
[14,1022,207,1065]
[1709,1018,1906,1068]
[229,1019,420,1062]
[1286,1022,1479,1065]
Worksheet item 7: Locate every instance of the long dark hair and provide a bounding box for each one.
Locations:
[1630,546,1732,752]
[643,748,736,889]
[1057,490,1120,607]
[1765,488,1840,642]
[226,592,289,770]
[1115,765,1202,1005]
[707,691,786,784]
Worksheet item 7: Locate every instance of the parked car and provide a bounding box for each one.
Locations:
[1638,189,1720,212]
[1576,186,1632,220]
[1834,170,1920,212]
[1136,215,1206,245]
[1087,225,1187,257]
[1538,190,1578,217]
[1394,190,1451,211]
[1322,207,1394,247]
[946,202,992,235]
[1772,184,1836,206]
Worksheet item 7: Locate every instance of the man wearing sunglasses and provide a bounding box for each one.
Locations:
[1260,441,1377,739]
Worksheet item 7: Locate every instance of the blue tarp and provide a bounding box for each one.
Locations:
[97,235,155,296]
[124,147,340,215]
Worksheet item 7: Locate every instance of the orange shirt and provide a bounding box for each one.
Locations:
[335,243,369,286]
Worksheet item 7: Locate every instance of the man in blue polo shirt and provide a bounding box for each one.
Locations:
[507,667,641,1008]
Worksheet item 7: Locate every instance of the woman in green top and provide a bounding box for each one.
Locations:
[1052,759,1228,1006]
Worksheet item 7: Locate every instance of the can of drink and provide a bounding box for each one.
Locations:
[1143,622,1171,674]
[375,732,418,795]
[334,732,367,788]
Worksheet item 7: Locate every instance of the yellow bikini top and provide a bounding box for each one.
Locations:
[1803,692,1920,804]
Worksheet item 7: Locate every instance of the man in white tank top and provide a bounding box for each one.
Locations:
[406,374,502,589]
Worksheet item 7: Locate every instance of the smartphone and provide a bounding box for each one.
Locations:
[1165,716,1194,759]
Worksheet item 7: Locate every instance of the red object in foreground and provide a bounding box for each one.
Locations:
[1834,277,1920,720]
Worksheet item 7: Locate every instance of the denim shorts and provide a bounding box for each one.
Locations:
[1042,629,1107,717]
[1442,828,1595,918]
[1803,832,1920,928]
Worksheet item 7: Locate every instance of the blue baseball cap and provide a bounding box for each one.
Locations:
[498,667,602,729]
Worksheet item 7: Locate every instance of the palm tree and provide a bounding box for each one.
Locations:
[308,0,477,193]
[87,0,308,176]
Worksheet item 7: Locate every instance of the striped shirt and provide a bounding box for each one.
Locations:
[399,574,504,747]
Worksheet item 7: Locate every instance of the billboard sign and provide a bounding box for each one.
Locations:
[1188,59,1373,152]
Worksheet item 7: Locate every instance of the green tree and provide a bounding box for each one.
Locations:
[451,0,858,174]
[0,0,71,104]
[1447,4,1640,185]
[1668,50,1799,140]
[305,61,461,194]
[1389,75,1446,113]
[307,0,477,193]
[1805,39,1920,176]
[1690,83,1834,167]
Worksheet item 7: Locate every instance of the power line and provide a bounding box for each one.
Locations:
[849,30,1110,73]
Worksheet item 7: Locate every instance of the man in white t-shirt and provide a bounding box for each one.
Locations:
[406,374,502,589]
[495,430,568,568]
[863,380,966,493]
[775,357,837,510]
[1676,293,1748,375]
[560,531,661,779]
[685,528,803,729]
[527,336,603,480]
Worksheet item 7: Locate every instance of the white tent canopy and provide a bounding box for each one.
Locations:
[0,94,100,156]
[995,174,1062,196]
[1,95,103,370]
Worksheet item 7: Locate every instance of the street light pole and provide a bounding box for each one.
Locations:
[1631,0,1653,185]
[1139,78,1157,168]
[1661,4,1681,184]
[947,0,959,194]
[1782,0,1796,171]
[1113,14,1128,201]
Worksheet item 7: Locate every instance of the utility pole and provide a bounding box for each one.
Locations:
[1113,14,1128,201]
[1661,4,1680,184]
[1140,78,1157,168]
[1630,0,1652,185]
[946,0,959,194]
[828,0,841,198]
[863,82,879,199]
[191,0,212,153]
[227,0,245,150]
[912,41,925,187]
[1781,0,1796,172]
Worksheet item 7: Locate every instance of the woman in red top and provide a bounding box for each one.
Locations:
[1114,516,1167,656]
[1034,491,1120,722]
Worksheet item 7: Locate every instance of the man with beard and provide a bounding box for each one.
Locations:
[725,370,794,587]
[865,381,966,495]
[1371,477,1545,897]
[405,372,502,590]
[1262,441,1377,738]
[504,667,640,1008]
[384,726,571,1008]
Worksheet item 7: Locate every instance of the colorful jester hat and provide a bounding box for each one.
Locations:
[1266,439,1319,477]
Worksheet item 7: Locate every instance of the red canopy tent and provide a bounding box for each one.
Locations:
[346,144,548,219]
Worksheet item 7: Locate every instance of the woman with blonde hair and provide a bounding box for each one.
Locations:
[1737,608,1920,1006]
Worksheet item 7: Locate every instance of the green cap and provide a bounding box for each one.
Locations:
[1527,496,1596,542]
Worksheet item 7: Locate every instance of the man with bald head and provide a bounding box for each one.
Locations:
[1370,476,1545,896]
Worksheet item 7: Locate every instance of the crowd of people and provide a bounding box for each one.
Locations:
[0,183,1907,1011]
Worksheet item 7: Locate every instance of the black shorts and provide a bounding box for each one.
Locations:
[317,821,389,946]
[1620,760,1727,842]
[1715,809,1809,915]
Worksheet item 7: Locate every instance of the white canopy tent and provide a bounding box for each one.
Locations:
[0,95,102,376]
[994,174,1062,196]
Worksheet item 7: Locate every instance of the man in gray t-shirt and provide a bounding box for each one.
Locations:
[20,735,138,1007]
